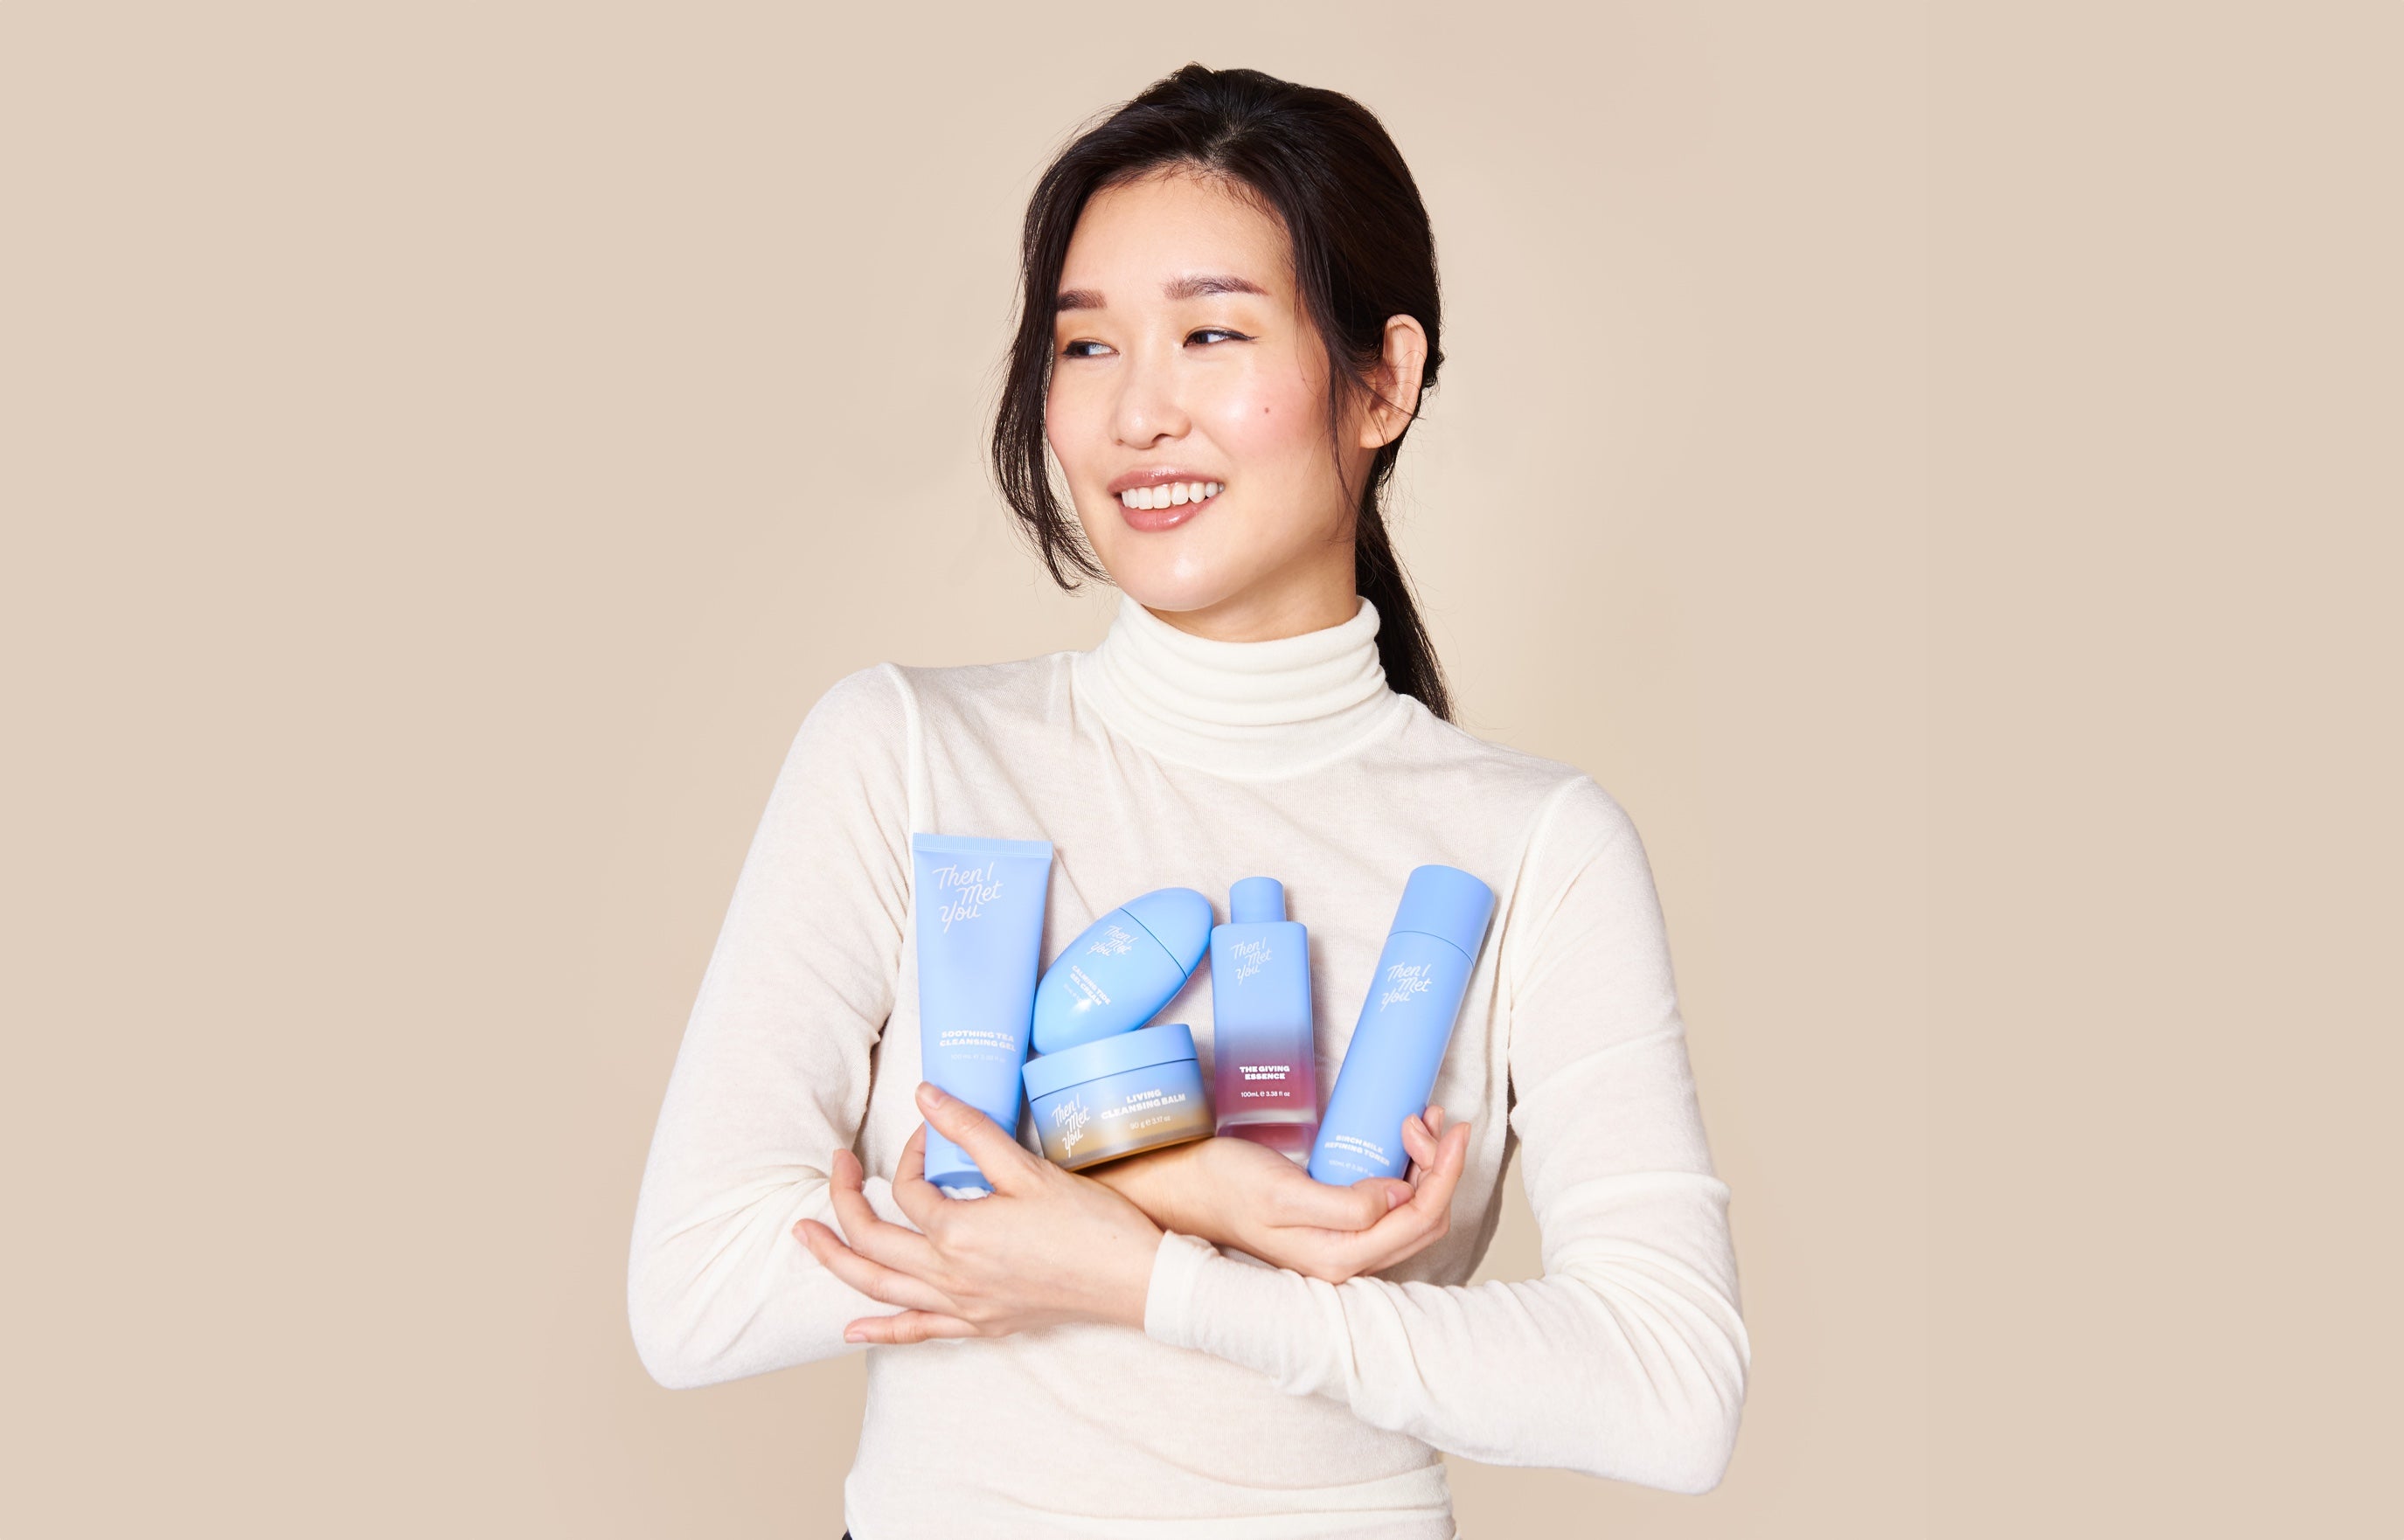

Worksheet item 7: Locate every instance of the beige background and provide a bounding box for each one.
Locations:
[4,3,2394,1536]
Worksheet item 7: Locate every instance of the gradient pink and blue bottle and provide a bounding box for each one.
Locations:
[1209,877,1318,1162]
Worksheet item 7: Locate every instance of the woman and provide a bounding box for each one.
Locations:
[628,64,1747,1538]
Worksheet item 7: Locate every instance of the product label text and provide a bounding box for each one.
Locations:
[1378,961,1435,1009]
[928,861,1004,933]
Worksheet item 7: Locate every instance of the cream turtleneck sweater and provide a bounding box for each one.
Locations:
[627,596,1748,1538]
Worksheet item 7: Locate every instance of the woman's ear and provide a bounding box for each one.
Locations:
[1356,315,1429,449]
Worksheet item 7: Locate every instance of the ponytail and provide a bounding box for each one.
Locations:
[1353,499,1453,722]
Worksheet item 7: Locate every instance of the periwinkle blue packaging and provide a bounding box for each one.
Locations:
[1210,877,1320,1162]
[1023,1023,1213,1170]
[912,833,1053,1195]
[1029,887,1213,1055]
[1308,865,1497,1184]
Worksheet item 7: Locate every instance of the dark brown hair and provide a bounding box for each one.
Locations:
[991,64,1454,721]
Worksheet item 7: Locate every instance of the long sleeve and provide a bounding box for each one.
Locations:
[626,665,915,1390]
[1141,776,1750,1493]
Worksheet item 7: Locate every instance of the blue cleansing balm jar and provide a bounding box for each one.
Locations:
[1021,1023,1212,1171]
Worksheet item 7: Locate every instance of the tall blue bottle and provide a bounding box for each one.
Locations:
[1308,865,1497,1184]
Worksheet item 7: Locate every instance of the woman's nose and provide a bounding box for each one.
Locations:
[1109,348,1190,449]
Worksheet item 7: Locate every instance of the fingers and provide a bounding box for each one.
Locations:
[1401,1105,1445,1183]
[1315,1115,1472,1280]
[1270,1168,1409,1231]
[824,1148,944,1276]
[795,1217,959,1315]
[844,1308,979,1346]
[889,1123,954,1232]
[1393,1115,1470,1225]
[914,1082,1046,1194]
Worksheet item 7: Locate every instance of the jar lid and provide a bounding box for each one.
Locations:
[1022,1022,1197,1102]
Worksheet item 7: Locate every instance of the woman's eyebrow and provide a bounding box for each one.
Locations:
[1054,274,1266,313]
[1164,274,1267,299]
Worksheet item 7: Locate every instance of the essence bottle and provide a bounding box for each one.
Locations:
[1208,877,1318,1162]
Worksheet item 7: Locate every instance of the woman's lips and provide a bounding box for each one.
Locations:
[1110,476,1223,532]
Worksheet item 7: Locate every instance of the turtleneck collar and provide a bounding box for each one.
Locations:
[1073,593,1412,779]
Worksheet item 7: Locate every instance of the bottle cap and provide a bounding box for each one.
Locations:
[1229,876,1286,925]
[1121,887,1214,970]
[1388,864,1496,958]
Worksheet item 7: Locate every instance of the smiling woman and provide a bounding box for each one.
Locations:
[628,62,1747,1540]
[1035,170,1423,635]
[995,67,1450,690]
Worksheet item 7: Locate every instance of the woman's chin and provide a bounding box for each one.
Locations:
[1088,545,1258,619]
[1109,576,1248,617]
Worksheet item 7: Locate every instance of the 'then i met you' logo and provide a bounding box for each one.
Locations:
[1051,1097,1092,1157]
[1378,962,1435,1009]
[929,861,1003,932]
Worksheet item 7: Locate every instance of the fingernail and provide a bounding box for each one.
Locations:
[1386,1187,1408,1210]
[844,1328,866,1343]
[917,1081,948,1108]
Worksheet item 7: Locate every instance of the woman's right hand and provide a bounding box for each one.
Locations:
[1088,1106,1470,1282]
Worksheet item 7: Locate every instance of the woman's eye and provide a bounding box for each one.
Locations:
[1187,328,1250,346]
[1060,340,1113,359]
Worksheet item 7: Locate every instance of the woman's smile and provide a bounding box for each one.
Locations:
[1108,468,1226,530]
[1115,480,1223,510]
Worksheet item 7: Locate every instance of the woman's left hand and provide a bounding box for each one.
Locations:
[794,1080,1164,1344]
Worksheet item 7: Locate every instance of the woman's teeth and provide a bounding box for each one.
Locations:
[1118,481,1222,510]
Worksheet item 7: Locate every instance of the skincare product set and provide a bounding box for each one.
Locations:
[910,834,1497,1197]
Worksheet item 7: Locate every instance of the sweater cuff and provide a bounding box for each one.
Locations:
[1143,1230,1220,1348]
[1143,1231,1319,1399]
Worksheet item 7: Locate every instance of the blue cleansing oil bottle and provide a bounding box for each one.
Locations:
[1209,878,1319,1162]
[1308,864,1497,1185]
[1029,887,1213,1055]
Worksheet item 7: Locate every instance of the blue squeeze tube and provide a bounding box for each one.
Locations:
[1308,865,1497,1184]
[911,833,1054,1196]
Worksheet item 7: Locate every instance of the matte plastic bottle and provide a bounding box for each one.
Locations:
[910,833,1053,1196]
[1030,887,1213,1056]
[1308,864,1497,1184]
[1209,877,1319,1162]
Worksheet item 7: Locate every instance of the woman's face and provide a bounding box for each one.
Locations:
[1046,170,1365,637]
